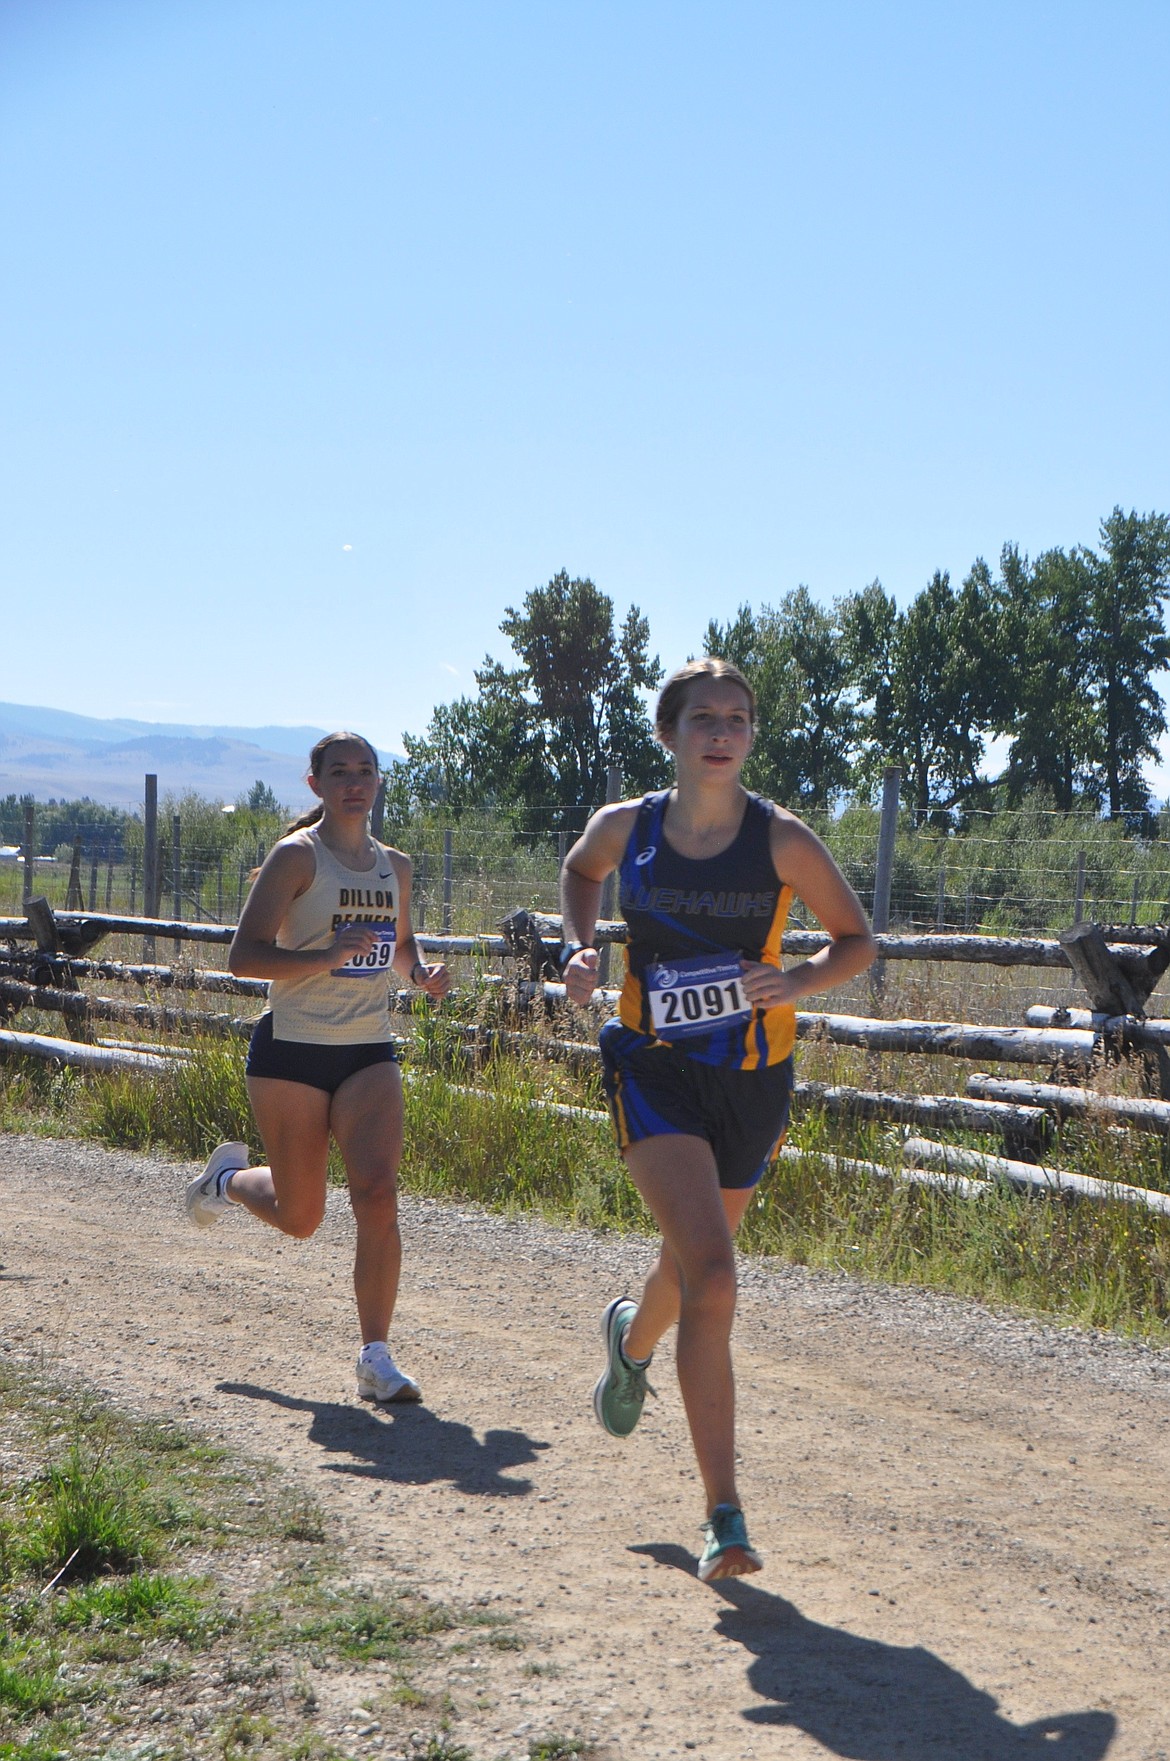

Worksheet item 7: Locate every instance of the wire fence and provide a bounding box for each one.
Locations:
[7,790,1170,1025]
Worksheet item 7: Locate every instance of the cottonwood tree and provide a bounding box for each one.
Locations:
[389,686,548,817]
[389,571,665,822]
[846,570,1000,819]
[499,571,665,808]
[993,510,1170,815]
[995,543,1102,810]
[1086,507,1170,816]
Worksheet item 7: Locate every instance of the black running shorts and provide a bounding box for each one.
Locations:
[598,1018,793,1190]
[245,1012,399,1096]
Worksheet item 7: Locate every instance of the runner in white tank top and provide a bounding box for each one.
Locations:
[184,732,450,1405]
[267,822,404,1044]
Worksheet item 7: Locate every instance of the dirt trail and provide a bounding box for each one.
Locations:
[1,1132,1168,1760]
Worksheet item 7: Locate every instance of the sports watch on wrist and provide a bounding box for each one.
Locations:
[557,941,593,972]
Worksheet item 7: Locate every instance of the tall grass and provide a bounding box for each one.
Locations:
[750,1108,1170,1334]
[402,1055,644,1229]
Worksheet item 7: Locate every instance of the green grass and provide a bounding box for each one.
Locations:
[11,1434,155,1582]
[279,1587,455,1662]
[0,1364,522,1758]
[52,1571,210,1639]
[747,1119,1170,1335]
[0,1654,58,1719]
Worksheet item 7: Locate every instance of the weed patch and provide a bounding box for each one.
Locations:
[278,1586,455,1662]
[0,1651,59,1718]
[12,1436,154,1582]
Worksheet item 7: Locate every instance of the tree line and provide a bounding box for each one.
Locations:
[0,782,290,865]
[388,508,1170,829]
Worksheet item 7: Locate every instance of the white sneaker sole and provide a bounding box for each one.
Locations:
[185,1141,248,1226]
[356,1369,422,1404]
[698,1544,763,1583]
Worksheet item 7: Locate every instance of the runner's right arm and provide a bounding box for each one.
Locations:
[227,842,379,980]
[558,802,638,1006]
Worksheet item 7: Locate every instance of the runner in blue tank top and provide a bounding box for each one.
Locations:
[560,659,875,1582]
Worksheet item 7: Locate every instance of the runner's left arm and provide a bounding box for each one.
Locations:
[738,812,876,1009]
[385,850,451,1001]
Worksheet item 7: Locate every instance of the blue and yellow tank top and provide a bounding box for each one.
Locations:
[616,790,795,1069]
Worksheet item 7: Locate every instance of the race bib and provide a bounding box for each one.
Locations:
[332,924,396,977]
[646,952,751,1041]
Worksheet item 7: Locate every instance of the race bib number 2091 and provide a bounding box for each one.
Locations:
[646,952,751,1041]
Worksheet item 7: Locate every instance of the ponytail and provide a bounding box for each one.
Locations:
[280,803,324,839]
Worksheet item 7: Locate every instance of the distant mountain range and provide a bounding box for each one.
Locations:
[0,702,401,810]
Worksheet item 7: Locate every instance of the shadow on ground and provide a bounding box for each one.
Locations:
[632,1544,1117,1761]
[217,1381,549,1495]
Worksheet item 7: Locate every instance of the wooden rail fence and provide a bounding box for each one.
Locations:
[5,900,1170,1214]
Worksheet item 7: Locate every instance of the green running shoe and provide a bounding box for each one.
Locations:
[593,1297,655,1438]
[698,1504,763,1583]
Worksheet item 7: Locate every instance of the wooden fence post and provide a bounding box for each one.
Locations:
[21,799,35,908]
[88,840,100,911]
[597,764,623,985]
[143,775,158,962]
[371,779,386,841]
[172,814,182,954]
[66,835,84,911]
[869,766,900,999]
[1074,851,1086,924]
[442,829,454,935]
[936,865,946,932]
[24,896,90,1042]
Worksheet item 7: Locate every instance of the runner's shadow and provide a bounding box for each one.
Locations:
[632,1544,1116,1761]
[217,1382,548,1496]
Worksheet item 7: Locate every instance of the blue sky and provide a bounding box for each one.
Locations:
[3,1,1169,780]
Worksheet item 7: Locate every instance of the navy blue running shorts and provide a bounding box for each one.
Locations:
[598,1018,793,1190]
[245,1012,399,1096]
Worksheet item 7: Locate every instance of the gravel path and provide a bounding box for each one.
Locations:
[2,1131,1168,1760]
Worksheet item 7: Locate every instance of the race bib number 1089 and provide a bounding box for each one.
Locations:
[646,953,751,1041]
[332,924,396,977]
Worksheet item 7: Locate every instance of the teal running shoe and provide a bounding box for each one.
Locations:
[697,1504,763,1583]
[592,1297,655,1438]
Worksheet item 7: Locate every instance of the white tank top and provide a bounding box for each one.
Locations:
[267,825,400,1045]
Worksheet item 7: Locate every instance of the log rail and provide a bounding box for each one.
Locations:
[5,910,1169,973]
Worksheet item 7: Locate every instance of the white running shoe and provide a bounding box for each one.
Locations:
[185,1142,249,1227]
[356,1342,422,1404]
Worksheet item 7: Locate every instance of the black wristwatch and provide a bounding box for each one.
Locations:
[557,941,593,972]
